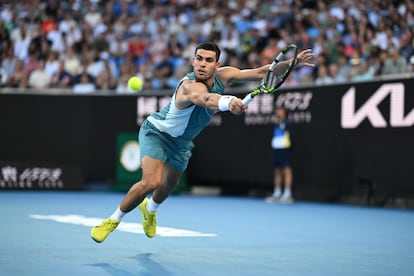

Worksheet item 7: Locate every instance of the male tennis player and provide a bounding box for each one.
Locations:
[91,42,315,242]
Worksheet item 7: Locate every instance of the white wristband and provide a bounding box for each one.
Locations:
[218,95,236,111]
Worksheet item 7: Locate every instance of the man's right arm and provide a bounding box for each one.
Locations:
[176,80,246,115]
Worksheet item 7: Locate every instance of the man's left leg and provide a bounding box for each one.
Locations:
[139,162,181,237]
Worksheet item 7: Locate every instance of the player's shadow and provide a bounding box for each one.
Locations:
[130,253,172,276]
[86,253,172,275]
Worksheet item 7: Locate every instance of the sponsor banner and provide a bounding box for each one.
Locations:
[341,82,414,128]
[0,162,83,190]
[244,91,314,125]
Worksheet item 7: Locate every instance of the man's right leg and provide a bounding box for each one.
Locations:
[91,156,164,242]
[120,156,164,212]
[266,167,282,202]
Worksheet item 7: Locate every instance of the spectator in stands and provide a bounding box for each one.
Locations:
[399,30,414,62]
[23,51,40,76]
[73,70,96,93]
[315,64,334,85]
[50,60,72,88]
[109,33,128,68]
[373,48,388,76]
[352,60,375,82]
[44,51,60,78]
[93,31,109,53]
[6,59,27,88]
[58,11,78,36]
[63,46,81,76]
[151,49,174,89]
[41,14,57,34]
[84,4,102,30]
[13,27,31,61]
[95,55,117,90]
[0,20,10,53]
[266,106,294,204]
[28,59,51,89]
[2,47,17,79]
[282,71,299,88]
[382,46,409,75]
[328,63,346,83]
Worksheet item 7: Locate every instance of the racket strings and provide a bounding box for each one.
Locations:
[266,62,290,88]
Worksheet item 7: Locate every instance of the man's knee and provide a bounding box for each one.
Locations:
[141,176,163,191]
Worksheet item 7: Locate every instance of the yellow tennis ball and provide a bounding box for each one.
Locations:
[128,76,143,91]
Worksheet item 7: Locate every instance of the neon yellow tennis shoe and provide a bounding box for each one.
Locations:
[139,198,156,238]
[90,218,119,243]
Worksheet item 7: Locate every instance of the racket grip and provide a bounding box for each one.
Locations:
[242,93,254,106]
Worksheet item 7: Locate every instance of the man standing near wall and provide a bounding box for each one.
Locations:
[266,107,294,203]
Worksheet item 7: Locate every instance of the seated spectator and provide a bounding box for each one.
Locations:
[73,70,96,93]
[23,51,41,76]
[6,60,27,88]
[399,31,414,62]
[382,47,409,75]
[315,65,334,85]
[0,67,7,86]
[2,47,17,77]
[63,46,81,76]
[328,63,346,83]
[352,60,375,82]
[109,33,128,68]
[282,72,299,88]
[95,57,117,90]
[151,49,174,89]
[44,51,60,77]
[50,60,73,88]
[13,27,31,61]
[28,60,51,89]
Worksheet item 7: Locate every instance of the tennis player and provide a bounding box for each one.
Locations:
[91,42,315,242]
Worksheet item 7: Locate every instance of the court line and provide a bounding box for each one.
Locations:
[30,214,217,237]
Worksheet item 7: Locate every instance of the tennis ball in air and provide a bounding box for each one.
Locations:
[128,76,143,91]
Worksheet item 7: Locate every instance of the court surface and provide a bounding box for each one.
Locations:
[1,191,414,276]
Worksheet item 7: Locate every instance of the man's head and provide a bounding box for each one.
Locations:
[192,42,221,83]
[275,106,287,121]
[195,42,221,61]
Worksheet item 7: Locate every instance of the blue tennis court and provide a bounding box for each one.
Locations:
[1,191,413,275]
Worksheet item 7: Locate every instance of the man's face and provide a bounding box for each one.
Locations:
[275,108,286,120]
[192,49,219,81]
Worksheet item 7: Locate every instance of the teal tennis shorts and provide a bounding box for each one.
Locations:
[138,119,193,172]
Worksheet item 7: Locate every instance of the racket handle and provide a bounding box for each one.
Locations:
[242,93,254,106]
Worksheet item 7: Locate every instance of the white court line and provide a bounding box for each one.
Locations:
[30,214,217,237]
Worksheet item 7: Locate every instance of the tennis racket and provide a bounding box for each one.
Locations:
[242,44,298,105]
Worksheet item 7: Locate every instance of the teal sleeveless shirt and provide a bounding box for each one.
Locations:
[147,72,225,141]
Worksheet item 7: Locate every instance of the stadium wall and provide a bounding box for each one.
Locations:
[1,78,413,205]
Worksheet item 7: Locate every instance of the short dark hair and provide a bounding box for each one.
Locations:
[195,42,221,61]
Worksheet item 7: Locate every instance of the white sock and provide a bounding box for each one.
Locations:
[273,187,282,197]
[110,206,126,221]
[146,197,160,214]
[282,188,291,198]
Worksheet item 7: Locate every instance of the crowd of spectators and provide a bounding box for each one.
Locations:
[1,0,414,93]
